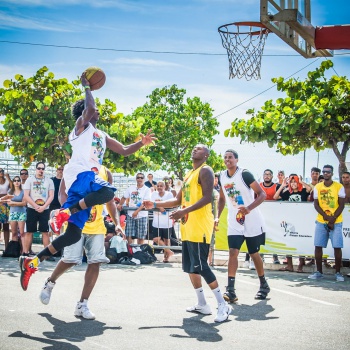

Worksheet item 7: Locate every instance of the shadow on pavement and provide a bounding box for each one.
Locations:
[9,313,121,348]
[139,314,225,342]
[230,300,278,321]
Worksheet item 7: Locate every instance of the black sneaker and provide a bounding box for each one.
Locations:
[223,289,238,303]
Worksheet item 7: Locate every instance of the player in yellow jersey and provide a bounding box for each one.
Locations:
[144,144,231,323]
[39,166,124,319]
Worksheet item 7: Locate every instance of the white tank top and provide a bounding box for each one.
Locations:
[63,123,107,191]
[220,168,265,237]
[0,178,10,195]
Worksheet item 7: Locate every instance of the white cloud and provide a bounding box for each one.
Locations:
[0,11,74,32]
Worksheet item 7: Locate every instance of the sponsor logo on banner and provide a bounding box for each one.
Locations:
[281,220,312,238]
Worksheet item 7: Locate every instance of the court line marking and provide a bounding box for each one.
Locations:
[217,275,340,306]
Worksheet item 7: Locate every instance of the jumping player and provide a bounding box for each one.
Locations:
[19,71,156,291]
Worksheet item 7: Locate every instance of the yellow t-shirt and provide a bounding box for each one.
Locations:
[314,181,345,224]
[82,166,109,234]
[180,164,214,243]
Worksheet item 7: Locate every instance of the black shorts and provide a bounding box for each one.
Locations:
[182,240,210,274]
[26,207,50,233]
[228,232,266,254]
[151,227,175,241]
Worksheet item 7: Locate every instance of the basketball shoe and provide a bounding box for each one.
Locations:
[49,209,71,234]
[19,256,39,291]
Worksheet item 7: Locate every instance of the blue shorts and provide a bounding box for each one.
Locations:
[314,221,343,249]
[62,171,116,230]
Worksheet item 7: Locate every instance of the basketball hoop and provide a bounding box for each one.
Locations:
[218,22,270,80]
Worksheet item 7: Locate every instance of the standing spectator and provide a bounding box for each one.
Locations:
[273,174,312,201]
[144,173,157,190]
[20,168,29,185]
[163,176,176,197]
[308,165,346,281]
[217,149,270,302]
[258,169,280,264]
[0,168,12,250]
[277,170,285,185]
[342,171,350,203]
[1,176,27,243]
[117,173,151,245]
[49,166,64,211]
[214,173,221,192]
[22,162,54,257]
[144,144,231,323]
[151,181,174,262]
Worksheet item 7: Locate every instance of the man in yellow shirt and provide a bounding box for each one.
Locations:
[39,166,124,319]
[144,144,231,323]
[308,164,346,282]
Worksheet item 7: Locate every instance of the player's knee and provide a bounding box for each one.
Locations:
[200,268,216,285]
[51,223,82,251]
[84,187,114,207]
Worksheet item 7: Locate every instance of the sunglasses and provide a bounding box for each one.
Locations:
[20,173,28,175]
[37,167,45,170]
[322,170,332,174]
[13,179,21,182]
[0,170,4,173]
[57,168,63,171]
[136,176,144,179]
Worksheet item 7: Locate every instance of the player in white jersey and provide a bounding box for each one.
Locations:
[218,149,270,302]
[19,71,156,292]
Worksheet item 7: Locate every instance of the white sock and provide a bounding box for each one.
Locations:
[212,286,225,304]
[195,287,207,306]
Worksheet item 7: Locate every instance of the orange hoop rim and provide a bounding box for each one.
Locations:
[218,21,269,35]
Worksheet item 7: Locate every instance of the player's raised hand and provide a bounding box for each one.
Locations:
[140,129,157,146]
[80,71,90,87]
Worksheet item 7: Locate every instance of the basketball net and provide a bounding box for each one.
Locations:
[218,22,270,80]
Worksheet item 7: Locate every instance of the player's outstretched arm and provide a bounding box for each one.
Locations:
[106,129,157,156]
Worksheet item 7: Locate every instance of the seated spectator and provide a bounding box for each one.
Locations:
[151,181,175,263]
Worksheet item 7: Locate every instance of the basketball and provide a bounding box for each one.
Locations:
[84,67,106,91]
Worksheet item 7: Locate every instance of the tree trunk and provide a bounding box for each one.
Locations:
[331,140,349,182]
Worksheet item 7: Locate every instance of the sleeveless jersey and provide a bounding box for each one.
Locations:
[259,182,278,200]
[82,165,108,234]
[314,181,345,224]
[180,164,213,243]
[64,123,108,191]
[220,168,265,237]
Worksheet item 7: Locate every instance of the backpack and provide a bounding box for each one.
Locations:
[2,240,21,258]
[139,244,157,262]
[133,250,155,264]
[106,247,128,264]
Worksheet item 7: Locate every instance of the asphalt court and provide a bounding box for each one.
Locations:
[0,257,349,350]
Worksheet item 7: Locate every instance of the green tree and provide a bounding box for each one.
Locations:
[0,66,149,174]
[225,60,350,179]
[130,85,220,179]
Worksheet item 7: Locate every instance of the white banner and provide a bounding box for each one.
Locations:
[260,202,350,259]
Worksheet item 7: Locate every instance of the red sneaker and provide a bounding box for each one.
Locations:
[49,209,71,234]
[19,256,39,291]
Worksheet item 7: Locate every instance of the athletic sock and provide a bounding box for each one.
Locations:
[259,275,267,286]
[37,247,53,260]
[195,287,207,306]
[227,277,235,289]
[212,286,225,304]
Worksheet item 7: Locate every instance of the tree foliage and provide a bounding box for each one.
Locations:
[0,66,149,174]
[130,85,221,179]
[225,60,350,178]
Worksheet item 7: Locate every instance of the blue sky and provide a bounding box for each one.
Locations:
[0,0,349,179]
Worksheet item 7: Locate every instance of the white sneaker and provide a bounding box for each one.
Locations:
[249,260,255,270]
[335,272,344,282]
[243,261,250,268]
[186,304,212,315]
[214,302,232,323]
[74,299,96,320]
[39,278,55,305]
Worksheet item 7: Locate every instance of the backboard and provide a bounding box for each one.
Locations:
[260,0,333,58]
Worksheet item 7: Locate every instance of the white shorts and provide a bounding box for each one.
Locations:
[61,233,110,265]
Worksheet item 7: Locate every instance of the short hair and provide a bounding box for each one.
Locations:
[225,149,238,159]
[136,172,144,178]
[318,175,324,182]
[72,99,85,120]
[264,169,273,175]
[214,173,220,178]
[148,173,153,176]
[278,170,285,175]
[342,171,350,176]
[323,164,333,172]
[36,161,45,169]
[157,180,165,186]
[311,167,321,173]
